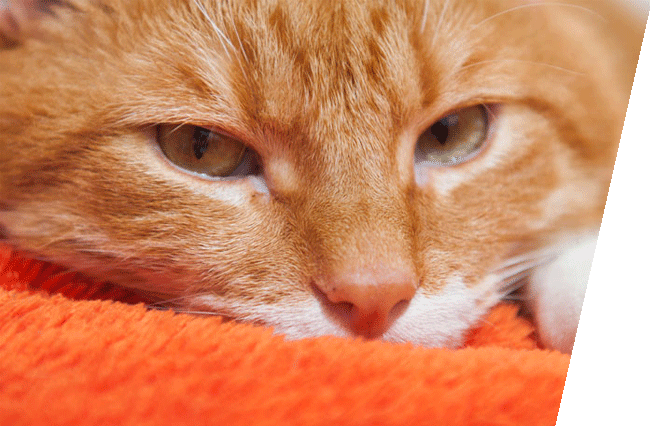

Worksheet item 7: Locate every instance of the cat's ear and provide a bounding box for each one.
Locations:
[0,0,70,46]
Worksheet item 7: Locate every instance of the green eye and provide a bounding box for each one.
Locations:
[415,105,489,166]
[157,124,247,177]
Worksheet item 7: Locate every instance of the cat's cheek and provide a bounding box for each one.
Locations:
[526,232,598,354]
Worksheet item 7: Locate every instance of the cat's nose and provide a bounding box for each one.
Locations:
[315,267,417,338]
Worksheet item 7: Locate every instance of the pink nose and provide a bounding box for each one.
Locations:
[315,267,418,337]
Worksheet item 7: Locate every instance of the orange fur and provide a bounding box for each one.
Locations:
[0,0,645,348]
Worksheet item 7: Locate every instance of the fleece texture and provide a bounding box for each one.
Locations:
[0,243,570,426]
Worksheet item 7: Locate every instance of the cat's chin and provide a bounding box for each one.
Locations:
[185,278,488,349]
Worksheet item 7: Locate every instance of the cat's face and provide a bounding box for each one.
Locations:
[0,0,644,346]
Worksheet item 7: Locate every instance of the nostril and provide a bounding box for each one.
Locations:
[312,267,418,337]
[390,298,411,318]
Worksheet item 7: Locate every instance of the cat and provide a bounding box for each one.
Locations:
[0,0,646,354]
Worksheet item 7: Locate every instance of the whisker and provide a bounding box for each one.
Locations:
[419,0,430,34]
[496,249,554,269]
[477,248,561,306]
[431,0,452,44]
[168,309,225,317]
[471,2,605,31]
[192,0,236,60]
[228,10,249,64]
[147,293,207,307]
[501,294,530,302]
[167,122,189,135]
[491,255,555,281]
[498,273,528,296]
[147,300,229,318]
[459,59,585,76]
[146,305,174,311]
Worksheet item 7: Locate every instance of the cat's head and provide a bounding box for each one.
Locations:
[0,0,644,346]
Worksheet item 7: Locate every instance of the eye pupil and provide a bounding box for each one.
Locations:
[415,105,489,167]
[193,128,211,160]
[430,121,449,145]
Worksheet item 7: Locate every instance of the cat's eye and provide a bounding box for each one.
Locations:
[415,105,489,166]
[156,124,252,177]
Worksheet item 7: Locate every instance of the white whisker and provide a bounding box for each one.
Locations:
[430,0,451,45]
[496,249,556,269]
[192,0,236,60]
[420,0,430,34]
[147,295,231,317]
[229,11,249,64]
[148,293,211,307]
[475,248,560,306]
[471,2,605,31]
[497,273,528,296]
[492,253,554,277]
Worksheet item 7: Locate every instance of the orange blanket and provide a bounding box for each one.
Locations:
[0,243,569,425]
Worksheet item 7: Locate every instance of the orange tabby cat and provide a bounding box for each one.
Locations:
[0,0,646,353]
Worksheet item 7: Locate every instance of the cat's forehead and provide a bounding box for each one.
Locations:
[157,0,494,148]
[81,0,543,149]
[205,0,433,139]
